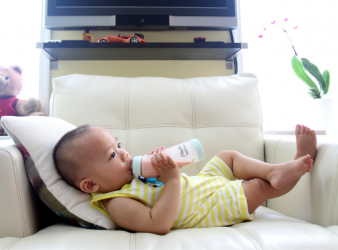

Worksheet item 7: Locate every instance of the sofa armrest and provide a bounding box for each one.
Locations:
[264,135,338,227]
[0,139,43,238]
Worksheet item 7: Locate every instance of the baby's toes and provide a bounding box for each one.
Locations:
[307,160,313,172]
[296,124,301,135]
[301,154,311,164]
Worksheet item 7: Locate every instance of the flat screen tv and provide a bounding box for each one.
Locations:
[44,0,239,30]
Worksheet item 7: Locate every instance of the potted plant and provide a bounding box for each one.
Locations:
[260,19,332,130]
[289,45,330,99]
[259,20,331,98]
[286,25,332,130]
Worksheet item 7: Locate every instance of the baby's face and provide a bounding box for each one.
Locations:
[77,127,134,193]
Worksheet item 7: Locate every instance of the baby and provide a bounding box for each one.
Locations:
[53,124,317,235]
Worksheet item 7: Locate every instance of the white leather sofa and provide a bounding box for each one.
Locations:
[1,73,338,249]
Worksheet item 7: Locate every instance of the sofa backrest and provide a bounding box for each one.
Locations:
[50,73,264,175]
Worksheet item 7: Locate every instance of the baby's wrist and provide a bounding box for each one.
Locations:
[163,177,180,185]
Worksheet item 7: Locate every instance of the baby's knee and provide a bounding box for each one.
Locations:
[217,150,238,169]
[242,178,271,214]
[243,178,270,200]
[217,150,238,160]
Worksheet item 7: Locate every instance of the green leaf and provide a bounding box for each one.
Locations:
[301,58,326,93]
[291,56,319,91]
[308,92,320,99]
[322,70,330,94]
[308,87,321,99]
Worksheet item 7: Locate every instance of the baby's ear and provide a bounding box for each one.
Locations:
[79,179,99,193]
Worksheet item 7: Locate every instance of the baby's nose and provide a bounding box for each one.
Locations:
[121,152,129,161]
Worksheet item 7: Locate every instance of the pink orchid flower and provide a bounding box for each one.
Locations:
[258,18,298,55]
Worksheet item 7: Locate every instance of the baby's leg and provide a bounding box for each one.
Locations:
[219,124,317,214]
[218,124,317,189]
[242,155,312,213]
[218,150,277,182]
[294,124,317,160]
[219,150,312,188]
[242,178,298,214]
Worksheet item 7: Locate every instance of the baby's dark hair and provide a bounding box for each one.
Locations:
[53,125,92,189]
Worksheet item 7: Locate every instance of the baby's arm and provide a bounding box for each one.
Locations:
[102,152,180,235]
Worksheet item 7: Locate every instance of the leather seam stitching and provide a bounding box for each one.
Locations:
[3,238,20,250]
[1,148,26,237]
[84,124,262,130]
[187,79,200,172]
[252,219,308,223]
[273,137,283,164]
[235,228,262,250]
[36,229,78,235]
[126,79,130,153]
[51,91,55,117]
[266,137,283,207]
[330,154,338,225]
[255,78,264,135]
[108,124,262,130]
[13,149,27,237]
[130,233,136,250]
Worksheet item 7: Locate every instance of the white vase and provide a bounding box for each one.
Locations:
[326,99,338,134]
[310,99,332,131]
[293,98,333,132]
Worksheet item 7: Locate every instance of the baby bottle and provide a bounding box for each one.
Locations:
[132,139,205,178]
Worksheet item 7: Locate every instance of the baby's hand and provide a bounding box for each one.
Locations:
[151,152,180,184]
[148,146,165,155]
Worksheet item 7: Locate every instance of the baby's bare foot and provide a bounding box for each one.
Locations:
[294,124,317,160]
[270,155,313,189]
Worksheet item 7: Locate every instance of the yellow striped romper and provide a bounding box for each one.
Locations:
[91,156,255,229]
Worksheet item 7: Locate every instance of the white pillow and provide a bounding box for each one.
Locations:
[1,116,116,230]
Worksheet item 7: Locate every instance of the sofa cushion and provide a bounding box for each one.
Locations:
[1,116,116,230]
[2,207,338,249]
[51,73,264,177]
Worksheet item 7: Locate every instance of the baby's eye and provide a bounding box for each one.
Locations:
[5,77,8,80]
[110,152,116,158]
[118,143,121,148]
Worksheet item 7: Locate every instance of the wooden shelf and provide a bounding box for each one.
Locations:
[36,42,247,61]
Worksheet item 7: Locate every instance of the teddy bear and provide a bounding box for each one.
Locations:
[0,65,46,136]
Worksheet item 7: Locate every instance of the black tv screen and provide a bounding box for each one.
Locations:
[49,0,235,16]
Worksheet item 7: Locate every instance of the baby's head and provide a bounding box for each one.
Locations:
[53,125,134,194]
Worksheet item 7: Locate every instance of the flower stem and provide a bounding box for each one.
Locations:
[281,23,298,56]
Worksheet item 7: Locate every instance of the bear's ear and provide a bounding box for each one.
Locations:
[10,65,23,75]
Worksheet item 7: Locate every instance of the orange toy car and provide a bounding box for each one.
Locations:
[97,33,147,43]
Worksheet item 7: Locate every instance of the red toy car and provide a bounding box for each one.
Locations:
[194,37,206,42]
[97,33,147,43]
